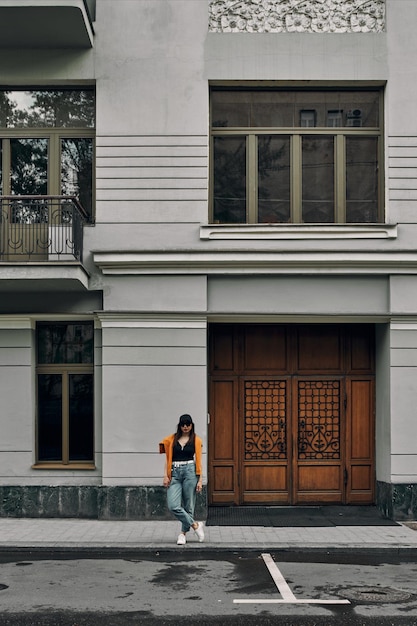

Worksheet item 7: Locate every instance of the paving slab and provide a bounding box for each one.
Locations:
[0,518,416,554]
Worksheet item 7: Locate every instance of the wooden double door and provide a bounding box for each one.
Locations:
[209,324,375,506]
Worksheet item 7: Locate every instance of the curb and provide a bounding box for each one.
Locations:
[1,544,417,558]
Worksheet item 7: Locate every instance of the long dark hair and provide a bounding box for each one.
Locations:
[174,414,196,446]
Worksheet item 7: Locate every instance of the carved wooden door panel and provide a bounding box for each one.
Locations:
[293,378,344,504]
[241,378,290,503]
[208,324,375,506]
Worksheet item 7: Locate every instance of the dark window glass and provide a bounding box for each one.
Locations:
[346,136,378,223]
[11,138,48,196]
[38,374,62,462]
[69,374,94,461]
[37,322,94,365]
[36,322,94,465]
[258,135,290,223]
[302,136,334,223]
[211,88,382,224]
[0,90,95,129]
[61,138,93,216]
[212,90,380,129]
[213,136,246,223]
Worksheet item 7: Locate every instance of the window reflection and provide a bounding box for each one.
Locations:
[69,374,94,461]
[346,137,378,223]
[0,90,95,129]
[213,136,246,223]
[37,322,94,365]
[61,138,93,216]
[38,374,63,462]
[212,90,379,128]
[36,322,94,466]
[1,89,95,219]
[11,138,48,195]
[302,136,334,223]
[258,136,290,223]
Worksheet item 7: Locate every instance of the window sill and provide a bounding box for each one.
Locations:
[32,463,96,470]
[200,223,397,240]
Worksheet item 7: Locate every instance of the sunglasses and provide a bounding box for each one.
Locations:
[180,421,192,427]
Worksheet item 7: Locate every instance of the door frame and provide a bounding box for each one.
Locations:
[208,323,375,506]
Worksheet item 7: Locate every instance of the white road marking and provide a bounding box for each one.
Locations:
[233,553,350,605]
[261,552,297,601]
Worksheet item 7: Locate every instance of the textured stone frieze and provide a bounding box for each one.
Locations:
[209,0,385,33]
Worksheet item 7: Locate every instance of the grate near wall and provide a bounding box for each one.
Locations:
[205,506,399,527]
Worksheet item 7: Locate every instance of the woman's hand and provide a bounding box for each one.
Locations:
[163,475,170,488]
[196,479,203,493]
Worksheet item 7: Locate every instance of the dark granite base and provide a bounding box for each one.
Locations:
[1,483,416,521]
[376,481,417,520]
[0,485,207,520]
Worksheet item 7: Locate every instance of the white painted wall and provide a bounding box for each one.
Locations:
[99,318,208,486]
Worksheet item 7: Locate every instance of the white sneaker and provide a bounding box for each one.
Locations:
[177,533,186,545]
[193,522,205,542]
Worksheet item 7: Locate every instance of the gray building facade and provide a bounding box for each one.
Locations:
[0,0,416,521]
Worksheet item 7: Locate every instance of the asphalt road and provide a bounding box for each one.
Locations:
[0,549,416,625]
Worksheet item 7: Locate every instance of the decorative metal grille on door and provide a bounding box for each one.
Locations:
[244,380,287,460]
[298,380,340,460]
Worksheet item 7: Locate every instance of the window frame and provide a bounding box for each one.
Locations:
[0,87,96,220]
[209,87,384,225]
[0,127,95,220]
[34,321,95,470]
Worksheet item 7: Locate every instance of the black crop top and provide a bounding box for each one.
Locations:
[173,440,195,462]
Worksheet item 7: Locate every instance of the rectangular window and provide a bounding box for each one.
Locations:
[36,322,94,467]
[0,88,95,220]
[211,88,383,224]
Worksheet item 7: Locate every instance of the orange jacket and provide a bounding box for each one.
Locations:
[159,433,203,480]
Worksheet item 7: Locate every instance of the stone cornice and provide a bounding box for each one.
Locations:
[93,250,417,276]
[209,0,385,33]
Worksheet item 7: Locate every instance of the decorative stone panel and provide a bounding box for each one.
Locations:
[209,0,385,33]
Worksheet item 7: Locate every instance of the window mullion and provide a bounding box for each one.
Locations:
[292,134,302,223]
[49,132,60,196]
[62,371,69,465]
[247,134,257,223]
[2,139,11,195]
[335,134,346,223]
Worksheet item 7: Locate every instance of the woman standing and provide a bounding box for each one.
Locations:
[159,414,205,545]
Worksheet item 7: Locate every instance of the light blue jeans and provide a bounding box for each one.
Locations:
[167,462,198,533]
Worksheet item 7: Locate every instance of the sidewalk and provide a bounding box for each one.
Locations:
[0,517,416,553]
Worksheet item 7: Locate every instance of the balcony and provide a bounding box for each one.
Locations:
[0,0,95,49]
[0,195,88,261]
[0,196,90,291]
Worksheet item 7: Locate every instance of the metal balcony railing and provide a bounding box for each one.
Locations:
[0,196,88,262]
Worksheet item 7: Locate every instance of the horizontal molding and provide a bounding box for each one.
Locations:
[97,313,207,329]
[93,248,417,276]
[391,318,417,330]
[97,146,207,158]
[200,224,397,240]
[96,167,207,179]
[96,157,207,168]
[96,189,207,201]
[0,317,33,330]
[96,135,207,147]
[98,178,207,190]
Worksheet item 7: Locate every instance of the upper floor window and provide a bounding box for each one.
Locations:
[0,89,95,219]
[210,88,383,224]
